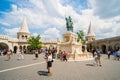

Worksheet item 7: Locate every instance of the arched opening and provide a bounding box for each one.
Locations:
[27,46,31,53]
[23,46,26,53]
[114,44,120,50]
[25,36,27,39]
[0,42,9,55]
[101,45,106,54]
[19,46,22,50]
[13,46,18,53]
[22,35,24,39]
[82,46,85,52]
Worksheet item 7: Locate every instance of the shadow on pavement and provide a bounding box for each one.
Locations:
[4,59,9,61]
[86,64,94,66]
[37,71,48,76]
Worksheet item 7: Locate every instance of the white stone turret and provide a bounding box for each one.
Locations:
[17,17,30,40]
[19,17,29,33]
[86,22,96,41]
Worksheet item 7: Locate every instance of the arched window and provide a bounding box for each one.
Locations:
[25,36,27,39]
[22,35,24,39]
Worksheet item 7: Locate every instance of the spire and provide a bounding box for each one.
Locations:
[87,21,95,37]
[19,17,29,33]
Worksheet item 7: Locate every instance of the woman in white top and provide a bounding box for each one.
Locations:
[47,50,53,76]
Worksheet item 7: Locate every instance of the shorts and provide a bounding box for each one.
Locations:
[35,54,38,58]
[47,61,52,67]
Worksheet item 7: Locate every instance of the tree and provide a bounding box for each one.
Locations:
[27,35,42,50]
[76,30,86,44]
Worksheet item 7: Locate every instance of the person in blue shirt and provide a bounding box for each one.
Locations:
[96,48,102,67]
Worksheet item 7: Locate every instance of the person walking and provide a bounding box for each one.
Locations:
[116,49,120,61]
[107,50,111,59]
[96,48,102,66]
[6,50,11,61]
[93,49,97,66]
[34,49,39,60]
[58,50,63,61]
[18,49,24,60]
[63,51,67,61]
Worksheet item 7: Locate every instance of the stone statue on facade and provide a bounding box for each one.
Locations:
[65,16,73,32]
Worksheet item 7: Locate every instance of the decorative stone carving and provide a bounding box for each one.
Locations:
[57,31,92,60]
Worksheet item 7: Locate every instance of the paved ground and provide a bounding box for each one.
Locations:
[0,53,120,80]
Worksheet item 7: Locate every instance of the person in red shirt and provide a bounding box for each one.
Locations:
[63,51,67,61]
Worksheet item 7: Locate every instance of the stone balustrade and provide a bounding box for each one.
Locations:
[0,34,9,40]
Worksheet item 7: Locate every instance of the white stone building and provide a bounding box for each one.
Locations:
[86,22,120,53]
[0,18,57,53]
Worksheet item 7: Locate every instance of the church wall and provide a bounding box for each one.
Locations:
[87,36,120,53]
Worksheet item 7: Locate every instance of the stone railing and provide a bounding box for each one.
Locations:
[0,34,9,40]
[42,40,57,44]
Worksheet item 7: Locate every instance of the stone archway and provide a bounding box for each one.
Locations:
[82,46,85,52]
[0,42,9,50]
[23,45,26,53]
[13,46,18,53]
[114,43,120,50]
[0,42,9,55]
[19,46,22,50]
[101,45,106,54]
[23,46,26,49]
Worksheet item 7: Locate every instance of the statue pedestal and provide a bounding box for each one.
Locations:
[57,31,92,61]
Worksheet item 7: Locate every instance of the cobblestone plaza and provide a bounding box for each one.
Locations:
[0,54,120,80]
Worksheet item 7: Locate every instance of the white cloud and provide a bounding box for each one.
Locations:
[88,0,120,19]
[32,32,39,37]
[11,4,18,11]
[41,27,60,40]
[0,0,120,40]
[4,27,19,37]
[0,21,11,26]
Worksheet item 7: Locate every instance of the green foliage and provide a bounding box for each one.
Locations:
[27,35,42,50]
[89,43,93,51]
[76,30,86,44]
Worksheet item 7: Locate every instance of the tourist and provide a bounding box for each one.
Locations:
[107,50,111,59]
[18,49,24,60]
[93,49,97,66]
[47,50,53,76]
[34,49,39,60]
[113,50,117,60]
[52,47,56,59]
[63,51,67,61]
[59,50,63,61]
[96,48,102,66]
[92,49,96,58]
[116,49,120,61]
[6,50,11,61]
[0,50,3,56]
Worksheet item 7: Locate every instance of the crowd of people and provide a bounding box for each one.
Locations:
[0,47,120,76]
[92,47,120,67]
[57,50,68,61]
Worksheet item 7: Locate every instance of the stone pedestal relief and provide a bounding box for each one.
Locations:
[57,31,92,60]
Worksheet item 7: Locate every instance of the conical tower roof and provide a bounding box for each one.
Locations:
[18,17,30,33]
[87,22,95,37]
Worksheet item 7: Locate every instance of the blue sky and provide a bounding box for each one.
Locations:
[0,0,120,40]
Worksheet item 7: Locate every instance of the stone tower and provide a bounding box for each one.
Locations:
[17,17,30,50]
[86,22,96,41]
